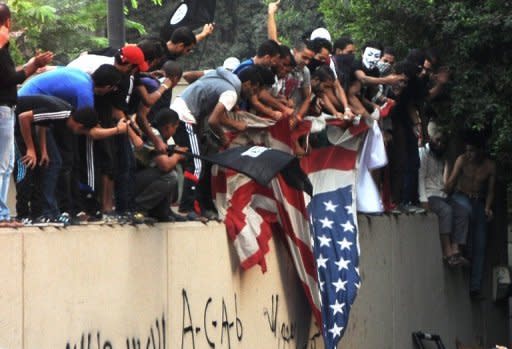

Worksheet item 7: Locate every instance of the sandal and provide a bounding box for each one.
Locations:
[452,252,470,267]
[443,254,461,268]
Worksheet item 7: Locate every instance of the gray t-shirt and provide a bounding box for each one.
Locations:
[285,66,311,111]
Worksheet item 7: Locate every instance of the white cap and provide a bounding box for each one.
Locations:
[310,27,332,43]
[223,57,241,72]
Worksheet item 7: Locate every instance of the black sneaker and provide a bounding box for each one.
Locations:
[202,209,220,221]
[32,216,53,227]
[55,212,71,227]
[16,217,33,225]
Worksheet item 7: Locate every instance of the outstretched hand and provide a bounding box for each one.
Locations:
[268,0,281,15]
[200,23,215,37]
[34,50,54,68]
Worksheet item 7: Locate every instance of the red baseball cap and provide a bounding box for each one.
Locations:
[120,45,149,72]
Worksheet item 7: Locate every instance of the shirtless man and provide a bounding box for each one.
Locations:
[445,139,496,299]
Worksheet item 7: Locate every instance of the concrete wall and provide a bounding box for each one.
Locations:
[0,215,507,349]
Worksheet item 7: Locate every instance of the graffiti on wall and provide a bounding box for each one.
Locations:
[181,289,243,349]
[65,315,166,349]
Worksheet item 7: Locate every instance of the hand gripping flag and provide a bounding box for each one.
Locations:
[161,0,216,42]
[213,112,378,348]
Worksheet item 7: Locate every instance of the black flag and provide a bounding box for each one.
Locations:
[161,0,217,42]
[174,146,312,195]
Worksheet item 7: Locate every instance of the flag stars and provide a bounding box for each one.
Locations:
[319,217,334,229]
[328,323,344,339]
[345,205,355,215]
[332,278,347,292]
[338,238,353,251]
[330,300,345,315]
[335,257,350,271]
[317,254,328,269]
[323,200,338,212]
[340,220,355,233]
[318,235,332,247]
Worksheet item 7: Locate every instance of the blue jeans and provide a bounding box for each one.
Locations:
[0,106,15,221]
[41,129,62,218]
[450,192,487,292]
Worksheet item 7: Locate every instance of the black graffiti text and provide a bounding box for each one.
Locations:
[181,289,243,349]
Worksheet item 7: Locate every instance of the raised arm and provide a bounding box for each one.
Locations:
[267,0,280,43]
[196,23,215,42]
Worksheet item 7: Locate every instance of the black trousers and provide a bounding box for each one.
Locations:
[135,167,178,219]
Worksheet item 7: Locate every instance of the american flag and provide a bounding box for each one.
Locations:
[303,145,362,348]
[213,115,374,347]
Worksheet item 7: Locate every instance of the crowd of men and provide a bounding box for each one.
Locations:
[0,1,495,298]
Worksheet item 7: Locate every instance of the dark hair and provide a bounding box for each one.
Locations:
[463,129,488,150]
[237,66,263,86]
[311,38,333,54]
[294,39,316,53]
[72,107,98,129]
[383,46,397,58]
[254,65,275,87]
[162,60,183,79]
[278,45,296,67]
[256,40,280,58]
[405,48,426,68]
[170,26,197,46]
[312,65,335,82]
[137,37,165,62]
[425,47,441,68]
[392,60,417,80]
[151,109,179,129]
[333,36,354,52]
[362,41,383,53]
[91,64,123,87]
[0,2,10,25]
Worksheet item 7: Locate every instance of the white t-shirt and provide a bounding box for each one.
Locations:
[67,54,114,74]
[171,90,237,124]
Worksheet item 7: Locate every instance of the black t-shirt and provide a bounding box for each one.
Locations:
[351,59,380,80]
[15,95,74,152]
[16,95,73,126]
[95,72,143,126]
[334,54,356,92]
[108,73,143,113]
[351,59,380,101]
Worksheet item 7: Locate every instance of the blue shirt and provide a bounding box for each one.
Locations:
[232,58,254,75]
[18,67,95,110]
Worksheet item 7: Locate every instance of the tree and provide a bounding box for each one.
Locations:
[128,0,324,70]
[319,0,512,176]
[8,0,158,64]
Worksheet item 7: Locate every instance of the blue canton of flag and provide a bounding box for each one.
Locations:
[308,185,361,349]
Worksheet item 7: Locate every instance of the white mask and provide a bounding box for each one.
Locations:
[362,47,381,70]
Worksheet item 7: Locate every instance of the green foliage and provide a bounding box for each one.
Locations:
[320,0,512,177]
[7,0,159,64]
[129,0,323,71]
